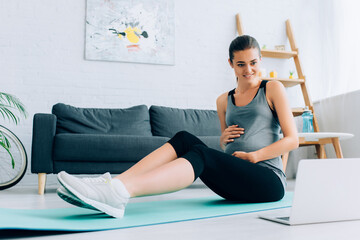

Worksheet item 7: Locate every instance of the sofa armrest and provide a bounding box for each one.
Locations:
[31,113,57,173]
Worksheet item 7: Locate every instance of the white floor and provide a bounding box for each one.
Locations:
[1,177,360,240]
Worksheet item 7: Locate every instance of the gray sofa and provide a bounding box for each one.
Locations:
[31,103,222,194]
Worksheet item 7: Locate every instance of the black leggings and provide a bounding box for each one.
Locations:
[168,131,285,203]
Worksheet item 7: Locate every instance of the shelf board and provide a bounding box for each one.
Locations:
[261,78,304,87]
[292,107,305,117]
[261,49,298,59]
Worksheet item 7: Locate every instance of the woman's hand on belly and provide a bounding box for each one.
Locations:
[232,151,258,163]
[220,125,244,148]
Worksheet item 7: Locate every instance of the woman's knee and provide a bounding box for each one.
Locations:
[172,131,206,148]
[168,131,203,157]
[173,130,193,141]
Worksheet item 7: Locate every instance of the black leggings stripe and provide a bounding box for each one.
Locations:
[167,131,285,203]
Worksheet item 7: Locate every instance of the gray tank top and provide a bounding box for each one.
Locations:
[224,80,286,188]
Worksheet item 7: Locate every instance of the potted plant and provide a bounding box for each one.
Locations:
[289,70,294,79]
[0,92,27,168]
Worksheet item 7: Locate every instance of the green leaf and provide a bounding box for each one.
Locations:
[4,134,11,149]
[2,107,19,124]
[0,92,27,124]
[0,92,27,168]
[0,131,10,148]
[0,140,15,169]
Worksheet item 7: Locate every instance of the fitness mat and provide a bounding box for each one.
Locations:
[0,192,293,232]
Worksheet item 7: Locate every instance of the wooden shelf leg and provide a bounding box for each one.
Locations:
[331,137,344,158]
[316,144,327,159]
[38,173,46,195]
[236,14,244,36]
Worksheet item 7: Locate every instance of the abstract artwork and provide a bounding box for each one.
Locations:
[85,0,175,65]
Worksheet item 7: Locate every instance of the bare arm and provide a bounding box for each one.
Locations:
[216,93,228,135]
[252,81,299,162]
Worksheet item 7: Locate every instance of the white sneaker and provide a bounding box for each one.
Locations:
[57,186,99,211]
[57,171,129,218]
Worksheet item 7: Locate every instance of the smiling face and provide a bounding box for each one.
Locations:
[229,48,261,82]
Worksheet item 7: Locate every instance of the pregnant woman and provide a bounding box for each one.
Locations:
[57,35,299,218]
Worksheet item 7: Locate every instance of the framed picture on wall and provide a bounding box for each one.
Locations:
[85,0,175,65]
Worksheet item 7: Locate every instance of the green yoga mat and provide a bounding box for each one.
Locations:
[0,192,293,232]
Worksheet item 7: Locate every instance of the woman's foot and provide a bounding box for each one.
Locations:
[57,186,99,211]
[57,171,130,218]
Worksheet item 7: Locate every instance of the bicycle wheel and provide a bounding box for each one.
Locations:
[0,125,27,190]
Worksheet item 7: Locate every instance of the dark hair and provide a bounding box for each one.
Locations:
[229,35,261,62]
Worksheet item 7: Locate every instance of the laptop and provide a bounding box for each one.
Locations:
[259,158,360,225]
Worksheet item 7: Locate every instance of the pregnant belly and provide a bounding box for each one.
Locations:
[224,135,274,155]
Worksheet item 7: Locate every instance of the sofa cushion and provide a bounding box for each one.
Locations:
[53,134,169,162]
[149,105,221,137]
[197,136,222,152]
[52,103,152,136]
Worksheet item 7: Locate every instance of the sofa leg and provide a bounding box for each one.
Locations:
[38,173,46,195]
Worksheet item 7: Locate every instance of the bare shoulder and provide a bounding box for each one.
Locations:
[216,92,228,106]
[266,80,285,92]
[266,80,286,98]
[216,91,229,112]
[217,91,228,102]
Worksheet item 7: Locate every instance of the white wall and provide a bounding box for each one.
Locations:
[0,0,326,183]
[314,90,360,159]
[312,0,360,101]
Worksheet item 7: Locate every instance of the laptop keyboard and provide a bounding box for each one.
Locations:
[277,216,290,221]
